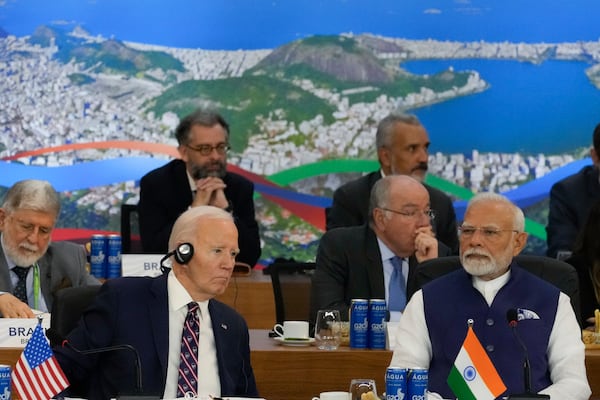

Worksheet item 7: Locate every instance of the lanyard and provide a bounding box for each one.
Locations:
[32,262,40,309]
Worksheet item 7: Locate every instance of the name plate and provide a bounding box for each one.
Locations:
[121,254,165,277]
[0,317,51,347]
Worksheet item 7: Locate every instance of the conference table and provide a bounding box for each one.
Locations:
[248,330,600,400]
[0,331,598,399]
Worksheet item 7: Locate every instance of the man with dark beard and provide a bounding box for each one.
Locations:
[0,180,99,318]
[326,112,458,254]
[139,109,261,267]
[388,192,590,399]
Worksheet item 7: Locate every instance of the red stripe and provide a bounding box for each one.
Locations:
[12,355,69,400]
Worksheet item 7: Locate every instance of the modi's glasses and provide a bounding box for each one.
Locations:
[458,225,519,241]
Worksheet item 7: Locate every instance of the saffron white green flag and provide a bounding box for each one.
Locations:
[447,325,507,400]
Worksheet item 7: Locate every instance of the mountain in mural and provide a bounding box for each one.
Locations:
[28,25,184,77]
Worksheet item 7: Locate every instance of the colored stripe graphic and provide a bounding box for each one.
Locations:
[1,141,589,241]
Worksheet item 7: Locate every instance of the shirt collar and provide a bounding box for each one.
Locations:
[185,169,196,192]
[472,268,511,305]
[376,237,396,263]
[167,270,209,315]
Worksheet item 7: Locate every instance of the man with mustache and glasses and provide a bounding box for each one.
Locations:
[139,108,261,268]
[310,175,451,323]
[0,180,99,318]
[326,112,458,254]
[389,192,590,400]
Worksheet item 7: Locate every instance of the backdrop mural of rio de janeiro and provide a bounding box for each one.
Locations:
[2,0,600,264]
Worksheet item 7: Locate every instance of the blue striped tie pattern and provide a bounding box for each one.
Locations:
[177,302,200,398]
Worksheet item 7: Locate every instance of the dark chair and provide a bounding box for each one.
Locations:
[415,255,581,326]
[50,285,102,344]
[120,203,141,254]
[268,261,316,325]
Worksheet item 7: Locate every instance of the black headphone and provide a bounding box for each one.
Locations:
[160,242,195,272]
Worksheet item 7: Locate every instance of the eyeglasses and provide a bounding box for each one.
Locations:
[185,143,230,156]
[458,226,520,241]
[380,207,436,221]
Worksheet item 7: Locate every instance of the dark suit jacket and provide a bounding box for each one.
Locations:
[0,241,99,314]
[547,165,600,258]
[138,159,261,266]
[54,274,258,399]
[564,253,599,325]
[326,171,459,254]
[309,224,451,322]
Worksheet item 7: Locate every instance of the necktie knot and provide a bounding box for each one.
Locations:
[187,302,199,315]
[390,256,403,271]
[12,266,29,280]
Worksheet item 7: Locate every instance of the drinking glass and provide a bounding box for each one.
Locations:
[349,378,377,400]
[314,309,342,350]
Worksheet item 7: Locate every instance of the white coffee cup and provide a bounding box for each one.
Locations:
[312,391,351,400]
[273,320,309,339]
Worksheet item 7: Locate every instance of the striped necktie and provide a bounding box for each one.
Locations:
[388,256,407,312]
[12,266,30,304]
[177,302,200,398]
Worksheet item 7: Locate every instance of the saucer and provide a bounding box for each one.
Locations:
[273,336,315,346]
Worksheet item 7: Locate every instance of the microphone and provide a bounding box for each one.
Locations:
[47,329,157,399]
[505,309,549,400]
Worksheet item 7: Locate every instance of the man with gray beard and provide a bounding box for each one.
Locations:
[138,108,261,267]
[326,112,458,254]
[389,192,590,399]
[0,180,99,318]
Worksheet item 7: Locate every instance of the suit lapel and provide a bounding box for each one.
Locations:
[37,252,52,308]
[149,275,170,373]
[209,300,230,352]
[0,246,13,293]
[364,226,385,298]
[406,256,419,300]
[173,160,195,210]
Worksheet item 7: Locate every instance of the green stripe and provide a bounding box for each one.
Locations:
[447,365,477,400]
[264,158,547,240]
[267,159,379,185]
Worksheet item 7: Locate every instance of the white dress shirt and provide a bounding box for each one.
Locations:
[163,271,220,399]
[389,269,591,400]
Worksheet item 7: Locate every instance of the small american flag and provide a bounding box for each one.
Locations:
[11,321,69,400]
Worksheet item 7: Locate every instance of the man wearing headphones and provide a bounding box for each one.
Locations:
[54,206,258,399]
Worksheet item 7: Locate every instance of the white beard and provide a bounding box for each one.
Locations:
[461,247,514,279]
[462,249,497,277]
[5,241,45,267]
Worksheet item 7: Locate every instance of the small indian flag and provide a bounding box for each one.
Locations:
[447,323,507,400]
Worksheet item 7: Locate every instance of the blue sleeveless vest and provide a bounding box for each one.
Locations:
[422,263,558,398]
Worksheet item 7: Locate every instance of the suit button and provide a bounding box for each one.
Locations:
[486,344,495,352]
[486,318,494,326]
